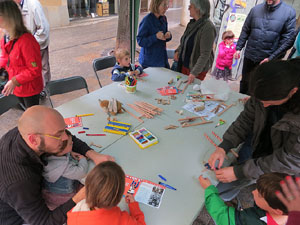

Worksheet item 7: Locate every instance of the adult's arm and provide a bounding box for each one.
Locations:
[71,134,91,155]
[269,9,296,60]
[62,158,88,181]
[136,18,159,48]
[234,129,300,179]
[5,179,75,225]
[236,9,253,51]
[190,23,215,75]
[32,2,50,47]
[218,97,256,153]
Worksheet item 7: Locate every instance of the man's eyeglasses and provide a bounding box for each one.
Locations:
[37,129,67,140]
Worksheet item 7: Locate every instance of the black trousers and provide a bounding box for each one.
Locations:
[240,57,260,95]
[18,94,40,109]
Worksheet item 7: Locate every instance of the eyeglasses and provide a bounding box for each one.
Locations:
[37,129,67,140]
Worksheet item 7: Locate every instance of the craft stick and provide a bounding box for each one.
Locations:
[182,120,213,127]
[134,102,159,115]
[122,107,144,123]
[134,104,156,117]
[204,133,218,147]
[178,116,205,122]
[127,104,149,118]
[181,83,189,94]
[176,80,183,89]
[217,103,235,116]
[140,101,163,112]
[212,131,223,142]
[230,149,239,158]
[131,104,153,119]
[90,142,103,148]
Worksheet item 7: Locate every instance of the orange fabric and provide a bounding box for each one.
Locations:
[67,202,146,225]
[181,65,208,81]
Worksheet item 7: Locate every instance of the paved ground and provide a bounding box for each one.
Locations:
[0,8,247,225]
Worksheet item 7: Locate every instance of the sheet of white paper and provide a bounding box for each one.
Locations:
[182,101,223,120]
[135,182,165,208]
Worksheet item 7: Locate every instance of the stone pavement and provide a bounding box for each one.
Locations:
[0,7,246,225]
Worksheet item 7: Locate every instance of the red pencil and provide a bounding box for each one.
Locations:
[86,134,106,136]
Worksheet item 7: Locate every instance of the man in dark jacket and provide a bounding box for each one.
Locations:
[0,106,114,225]
[234,0,296,94]
[208,59,300,183]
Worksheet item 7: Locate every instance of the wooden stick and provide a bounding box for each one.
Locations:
[211,131,223,142]
[178,116,205,122]
[217,103,235,116]
[204,133,218,147]
[176,80,183,89]
[182,120,213,127]
[141,101,163,112]
[122,107,144,123]
[230,149,239,158]
[181,83,189,94]
[134,102,160,115]
[134,103,158,116]
[127,104,152,118]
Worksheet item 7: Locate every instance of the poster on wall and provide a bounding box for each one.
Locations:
[226,13,247,39]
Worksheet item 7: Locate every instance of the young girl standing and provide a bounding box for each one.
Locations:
[212,30,236,81]
[67,161,146,225]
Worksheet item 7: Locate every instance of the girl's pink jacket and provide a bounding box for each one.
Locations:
[215,41,236,70]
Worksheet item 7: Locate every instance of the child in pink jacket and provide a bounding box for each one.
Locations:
[212,30,236,81]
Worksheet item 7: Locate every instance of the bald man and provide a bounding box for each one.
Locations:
[0,106,114,225]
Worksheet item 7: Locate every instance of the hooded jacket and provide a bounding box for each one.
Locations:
[111,63,143,81]
[236,1,296,62]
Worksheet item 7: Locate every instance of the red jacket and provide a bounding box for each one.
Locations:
[0,33,43,97]
[67,201,146,225]
[215,41,236,70]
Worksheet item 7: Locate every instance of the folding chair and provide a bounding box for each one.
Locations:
[0,94,19,115]
[46,76,89,108]
[92,56,116,88]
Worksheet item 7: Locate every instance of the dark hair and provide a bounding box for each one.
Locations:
[249,59,300,113]
[222,30,235,40]
[257,173,288,215]
[85,161,125,210]
[0,0,29,39]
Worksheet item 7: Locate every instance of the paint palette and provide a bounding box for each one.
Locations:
[129,128,158,149]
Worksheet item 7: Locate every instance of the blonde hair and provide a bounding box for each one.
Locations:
[0,0,29,39]
[115,48,130,61]
[149,0,166,14]
[222,30,235,40]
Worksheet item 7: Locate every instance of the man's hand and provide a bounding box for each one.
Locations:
[2,80,16,96]
[72,186,86,204]
[86,150,115,165]
[165,31,172,39]
[198,175,212,189]
[188,74,196,84]
[208,147,226,170]
[215,167,237,183]
[156,31,166,40]
[260,58,269,65]
[233,50,241,59]
[125,194,135,204]
[276,176,300,212]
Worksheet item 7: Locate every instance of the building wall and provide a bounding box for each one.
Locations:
[40,0,69,28]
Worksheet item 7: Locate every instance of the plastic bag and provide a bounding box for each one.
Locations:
[200,78,230,101]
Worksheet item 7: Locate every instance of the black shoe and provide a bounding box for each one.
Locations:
[39,90,47,99]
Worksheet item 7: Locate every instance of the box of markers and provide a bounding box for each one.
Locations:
[129,127,158,149]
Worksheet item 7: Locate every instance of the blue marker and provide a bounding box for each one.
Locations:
[158,175,167,181]
[83,127,89,130]
[159,182,177,191]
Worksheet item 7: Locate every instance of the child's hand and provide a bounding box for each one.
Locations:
[128,71,134,76]
[198,175,212,189]
[133,70,140,75]
[71,152,84,160]
[125,194,135,204]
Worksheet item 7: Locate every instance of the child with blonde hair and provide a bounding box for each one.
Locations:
[67,161,146,225]
[111,49,143,81]
[212,30,236,81]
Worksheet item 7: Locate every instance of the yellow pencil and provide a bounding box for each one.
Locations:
[76,113,94,117]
